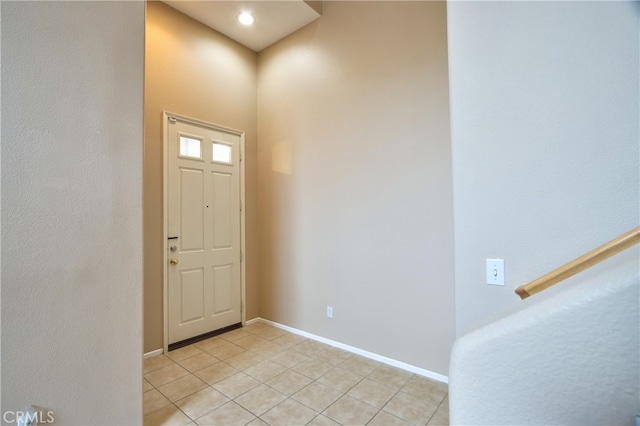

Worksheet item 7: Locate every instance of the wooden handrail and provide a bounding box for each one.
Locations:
[515,226,640,300]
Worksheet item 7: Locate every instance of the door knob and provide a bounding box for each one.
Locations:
[170,258,179,265]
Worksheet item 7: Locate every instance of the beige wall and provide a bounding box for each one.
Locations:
[2,2,144,423]
[448,1,639,336]
[144,1,258,352]
[257,2,454,375]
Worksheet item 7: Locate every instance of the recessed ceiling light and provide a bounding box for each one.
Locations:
[238,12,255,26]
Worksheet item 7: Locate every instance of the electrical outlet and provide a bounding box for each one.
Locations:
[486,259,505,286]
[326,306,333,318]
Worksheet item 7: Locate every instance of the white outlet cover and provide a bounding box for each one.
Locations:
[486,259,505,286]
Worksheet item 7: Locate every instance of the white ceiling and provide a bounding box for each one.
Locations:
[162,1,323,52]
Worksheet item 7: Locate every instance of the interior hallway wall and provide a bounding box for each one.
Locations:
[448,1,640,336]
[1,1,144,423]
[144,1,258,352]
[257,1,454,375]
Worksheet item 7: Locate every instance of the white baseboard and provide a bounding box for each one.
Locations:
[255,317,448,384]
[244,317,262,326]
[144,348,163,359]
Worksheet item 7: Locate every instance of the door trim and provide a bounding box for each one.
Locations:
[162,111,247,354]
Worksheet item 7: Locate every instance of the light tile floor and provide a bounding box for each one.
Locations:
[144,323,449,426]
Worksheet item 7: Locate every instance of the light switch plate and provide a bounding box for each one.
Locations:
[486,259,505,286]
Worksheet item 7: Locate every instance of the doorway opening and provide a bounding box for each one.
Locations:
[163,112,246,353]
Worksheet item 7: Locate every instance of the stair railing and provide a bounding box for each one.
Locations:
[515,226,640,300]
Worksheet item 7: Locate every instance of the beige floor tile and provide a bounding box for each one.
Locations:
[235,384,287,417]
[269,349,311,368]
[144,404,192,426]
[291,382,343,413]
[144,355,175,374]
[213,372,261,399]
[322,395,378,425]
[440,395,449,409]
[244,360,286,382]
[338,356,380,377]
[317,367,363,393]
[427,405,449,426]
[225,351,263,370]
[235,334,269,350]
[193,336,227,352]
[401,376,448,406]
[266,370,313,396]
[314,346,353,366]
[219,328,252,342]
[261,398,318,426]
[246,418,269,426]
[271,333,306,348]
[157,374,208,402]
[256,326,288,341]
[347,378,397,409]
[243,322,273,334]
[250,341,285,357]
[205,342,246,360]
[195,401,255,426]
[144,389,172,415]
[145,364,191,388]
[368,410,412,425]
[142,335,449,426]
[175,387,229,420]
[368,365,413,390]
[291,358,333,380]
[292,340,328,357]
[194,362,238,385]
[306,414,341,425]
[383,391,438,425]
[166,345,203,362]
[178,352,220,373]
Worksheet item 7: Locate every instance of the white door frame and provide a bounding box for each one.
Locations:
[162,111,246,353]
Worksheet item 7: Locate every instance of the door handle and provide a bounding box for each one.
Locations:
[170,259,179,266]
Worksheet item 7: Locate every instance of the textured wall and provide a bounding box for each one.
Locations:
[1,2,144,424]
[257,1,454,375]
[450,272,640,424]
[145,2,258,352]
[448,1,640,336]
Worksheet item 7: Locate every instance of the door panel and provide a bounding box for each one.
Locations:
[167,116,242,344]
[180,168,204,251]
[179,268,205,323]
[212,172,233,249]
[213,265,233,314]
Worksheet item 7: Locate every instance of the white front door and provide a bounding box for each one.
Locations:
[166,115,243,345]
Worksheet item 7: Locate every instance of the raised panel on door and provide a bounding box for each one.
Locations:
[212,172,233,250]
[179,268,205,324]
[180,168,204,252]
[212,265,233,315]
